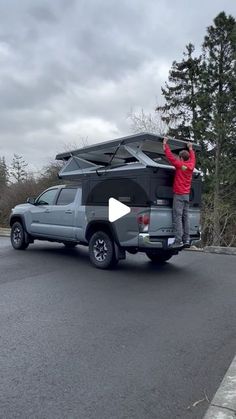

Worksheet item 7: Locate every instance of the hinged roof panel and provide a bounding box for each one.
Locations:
[56,132,201,178]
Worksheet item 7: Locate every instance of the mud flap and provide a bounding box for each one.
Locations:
[114,242,126,260]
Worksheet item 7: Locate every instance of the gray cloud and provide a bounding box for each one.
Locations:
[0,0,235,170]
[29,4,58,23]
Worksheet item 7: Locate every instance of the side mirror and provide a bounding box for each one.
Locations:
[27,197,35,205]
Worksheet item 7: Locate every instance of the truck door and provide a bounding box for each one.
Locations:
[30,187,78,240]
[51,187,79,239]
[30,188,59,236]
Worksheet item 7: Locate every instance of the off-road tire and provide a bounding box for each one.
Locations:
[11,221,29,250]
[145,250,174,263]
[89,231,118,269]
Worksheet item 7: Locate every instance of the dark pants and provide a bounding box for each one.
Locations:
[173,194,190,243]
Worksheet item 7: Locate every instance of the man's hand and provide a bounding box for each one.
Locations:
[163,137,168,150]
[187,141,193,150]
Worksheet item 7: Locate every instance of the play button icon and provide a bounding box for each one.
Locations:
[108,198,131,222]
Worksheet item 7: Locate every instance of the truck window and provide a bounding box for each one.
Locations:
[56,188,77,205]
[36,189,58,205]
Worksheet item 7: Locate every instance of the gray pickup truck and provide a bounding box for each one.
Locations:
[10,133,201,269]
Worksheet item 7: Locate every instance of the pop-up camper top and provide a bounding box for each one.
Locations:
[56,132,201,209]
[56,132,201,178]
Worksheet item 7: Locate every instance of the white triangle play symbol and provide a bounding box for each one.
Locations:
[109,197,131,222]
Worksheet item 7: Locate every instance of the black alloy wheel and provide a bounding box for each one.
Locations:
[11,221,29,250]
[89,231,118,269]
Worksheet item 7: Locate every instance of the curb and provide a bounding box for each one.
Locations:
[184,246,236,255]
[203,354,236,418]
[184,245,203,252]
[204,246,236,256]
[0,228,10,237]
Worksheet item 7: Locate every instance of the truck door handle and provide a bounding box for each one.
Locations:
[65,210,73,214]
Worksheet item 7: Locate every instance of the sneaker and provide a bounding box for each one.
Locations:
[170,241,183,248]
[183,241,191,248]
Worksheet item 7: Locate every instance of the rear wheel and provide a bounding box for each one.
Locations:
[11,221,29,250]
[89,231,118,269]
[145,250,174,263]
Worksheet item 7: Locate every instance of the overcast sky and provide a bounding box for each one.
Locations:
[0,0,235,172]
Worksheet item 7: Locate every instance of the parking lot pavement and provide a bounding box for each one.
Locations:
[0,237,236,419]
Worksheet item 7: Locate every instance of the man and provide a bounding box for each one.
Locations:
[163,137,196,248]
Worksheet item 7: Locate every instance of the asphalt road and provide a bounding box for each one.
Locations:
[0,237,236,419]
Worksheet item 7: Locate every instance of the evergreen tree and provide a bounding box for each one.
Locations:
[157,13,236,246]
[156,44,211,174]
[200,12,236,245]
[0,157,8,189]
[10,154,28,183]
[156,43,202,143]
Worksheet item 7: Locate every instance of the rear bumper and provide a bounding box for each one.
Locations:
[138,233,164,249]
[138,233,201,249]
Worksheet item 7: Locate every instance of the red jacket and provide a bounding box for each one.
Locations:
[164,144,195,195]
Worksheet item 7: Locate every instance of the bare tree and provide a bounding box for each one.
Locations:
[63,136,90,152]
[128,108,168,136]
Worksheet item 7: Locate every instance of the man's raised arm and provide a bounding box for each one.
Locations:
[163,137,183,169]
[187,142,195,170]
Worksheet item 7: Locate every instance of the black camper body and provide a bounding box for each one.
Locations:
[56,132,202,210]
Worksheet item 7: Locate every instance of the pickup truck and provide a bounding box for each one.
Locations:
[10,180,201,269]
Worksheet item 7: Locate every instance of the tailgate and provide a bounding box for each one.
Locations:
[149,206,200,236]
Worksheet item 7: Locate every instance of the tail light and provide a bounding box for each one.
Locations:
[137,212,150,233]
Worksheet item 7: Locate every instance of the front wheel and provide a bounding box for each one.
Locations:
[89,231,118,269]
[145,250,174,263]
[11,221,29,250]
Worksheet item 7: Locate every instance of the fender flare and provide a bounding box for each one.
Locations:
[9,214,30,242]
[85,220,119,244]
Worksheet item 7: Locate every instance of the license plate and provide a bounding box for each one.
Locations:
[168,237,175,245]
